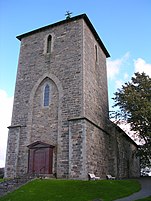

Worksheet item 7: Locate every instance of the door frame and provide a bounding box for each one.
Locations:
[27,141,54,174]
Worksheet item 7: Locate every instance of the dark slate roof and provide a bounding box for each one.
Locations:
[16,14,110,58]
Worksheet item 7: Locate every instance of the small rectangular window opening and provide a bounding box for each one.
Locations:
[95,45,98,62]
[47,35,52,53]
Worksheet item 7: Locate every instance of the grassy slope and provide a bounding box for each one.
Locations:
[135,197,151,201]
[0,179,141,201]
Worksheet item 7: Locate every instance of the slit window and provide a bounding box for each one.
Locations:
[44,84,50,106]
[47,35,52,53]
[95,45,98,62]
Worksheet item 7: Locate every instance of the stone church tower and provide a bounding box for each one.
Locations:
[5,14,140,179]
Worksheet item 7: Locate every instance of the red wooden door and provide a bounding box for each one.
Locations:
[34,149,46,173]
[28,142,54,175]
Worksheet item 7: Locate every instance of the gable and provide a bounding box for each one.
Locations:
[27,141,54,149]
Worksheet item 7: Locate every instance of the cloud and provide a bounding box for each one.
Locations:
[107,59,121,80]
[115,80,123,89]
[107,52,130,80]
[0,89,13,167]
[134,58,151,77]
[124,73,129,80]
[115,73,130,89]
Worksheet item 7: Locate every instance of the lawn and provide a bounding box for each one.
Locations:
[135,197,151,201]
[0,179,141,201]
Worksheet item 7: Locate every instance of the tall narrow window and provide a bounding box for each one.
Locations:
[47,35,52,53]
[95,45,98,62]
[44,84,50,106]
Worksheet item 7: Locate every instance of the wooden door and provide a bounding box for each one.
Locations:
[33,149,46,173]
[28,142,54,175]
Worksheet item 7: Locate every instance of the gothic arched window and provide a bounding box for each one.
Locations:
[47,35,52,53]
[44,84,50,106]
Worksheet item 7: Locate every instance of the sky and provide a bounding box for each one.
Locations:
[0,0,151,167]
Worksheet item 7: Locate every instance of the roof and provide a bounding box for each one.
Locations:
[111,121,139,147]
[16,14,110,58]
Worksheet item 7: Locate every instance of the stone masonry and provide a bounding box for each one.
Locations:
[5,14,140,179]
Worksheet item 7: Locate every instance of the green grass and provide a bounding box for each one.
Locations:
[0,179,141,201]
[0,179,4,182]
[135,196,151,201]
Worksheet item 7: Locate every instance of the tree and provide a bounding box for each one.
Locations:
[111,72,151,168]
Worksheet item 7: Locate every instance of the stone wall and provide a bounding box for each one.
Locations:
[68,118,109,180]
[83,21,109,129]
[69,118,87,179]
[108,122,140,178]
[5,18,84,178]
[85,119,109,178]
[30,78,58,144]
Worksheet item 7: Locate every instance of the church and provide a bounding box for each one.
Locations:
[5,14,140,179]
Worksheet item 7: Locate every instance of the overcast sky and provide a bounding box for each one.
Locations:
[0,0,151,167]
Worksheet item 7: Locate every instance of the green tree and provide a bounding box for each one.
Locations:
[112,72,151,168]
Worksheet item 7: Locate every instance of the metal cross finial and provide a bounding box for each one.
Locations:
[65,11,72,19]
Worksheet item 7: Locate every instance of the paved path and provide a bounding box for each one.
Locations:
[115,177,151,201]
